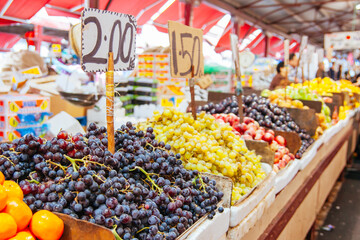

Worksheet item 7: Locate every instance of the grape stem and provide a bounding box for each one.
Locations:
[0,155,15,166]
[27,171,40,184]
[131,166,163,194]
[92,174,106,183]
[46,160,67,172]
[192,174,207,193]
[136,227,149,234]
[64,155,79,172]
[64,155,111,172]
[112,225,123,240]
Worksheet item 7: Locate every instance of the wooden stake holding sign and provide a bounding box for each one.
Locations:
[284,39,290,100]
[81,8,137,153]
[168,21,204,120]
[230,33,244,122]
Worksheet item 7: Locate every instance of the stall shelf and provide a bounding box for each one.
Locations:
[237,114,355,240]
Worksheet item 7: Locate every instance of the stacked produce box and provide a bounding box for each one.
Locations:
[0,95,50,141]
[137,53,186,109]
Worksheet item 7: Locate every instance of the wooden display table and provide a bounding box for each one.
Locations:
[240,117,354,240]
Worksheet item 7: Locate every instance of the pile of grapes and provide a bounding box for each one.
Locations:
[197,94,314,158]
[139,109,266,205]
[0,123,223,240]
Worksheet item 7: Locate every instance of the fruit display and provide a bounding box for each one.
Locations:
[0,123,223,240]
[261,87,332,138]
[0,172,64,240]
[293,78,360,109]
[139,109,266,205]
[197,94,314,159]
[213,114,295,171]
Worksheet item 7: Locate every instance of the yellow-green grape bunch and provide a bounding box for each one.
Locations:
[139,108,266,204]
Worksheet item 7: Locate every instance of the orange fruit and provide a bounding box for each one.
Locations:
[0,213,17,240]
[0,171,4,185]
[8,230,36,240]
[3,181,24,200]
[0,185,8,211]
[30,210,64,240]
[4,198,32,231]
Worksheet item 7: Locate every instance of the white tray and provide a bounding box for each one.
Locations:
[230,169,275,227]
[186,208,230,240]
[274,160,300,194]
[227,188,276,240]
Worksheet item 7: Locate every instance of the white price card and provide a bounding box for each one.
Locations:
[168,21,204,78]
[307,45,315,63]
[317,48,324,63]
[81,8,137,72]
[299,36,308,53]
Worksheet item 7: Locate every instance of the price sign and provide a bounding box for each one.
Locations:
[81,8,137,72]
[168,21,204,78]
[299,36,308,53]
[307,45,315,63]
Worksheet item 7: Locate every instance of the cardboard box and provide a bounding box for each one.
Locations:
[50,95,90,118]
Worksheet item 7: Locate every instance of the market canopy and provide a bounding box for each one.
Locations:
[205,0,360,46]
[0,0,49,24]
[214,21,299,57]
[152,1,225,34]
[45,0,167,25]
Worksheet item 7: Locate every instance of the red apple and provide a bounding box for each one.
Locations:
[244,129,256,138]
[217,119,225,125]
[259,127,266,132]
[242,134,253,140]
[266,129,275,136]
[270,141,279,151]
[254,133,263,140]
[233,123,240,132]
[289,153,295,160]
[274,135,286,146]
[244,117,254,124]
[282,155,291,164]
[255,129,264,135]
[262,132,274,143]
[238,123,248,133]
[278,160,286,169]
[274,152,281,163]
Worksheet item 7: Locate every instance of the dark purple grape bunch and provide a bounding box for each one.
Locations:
[0,133,42,181]
[198,94,314,158]
[0,122,224,240]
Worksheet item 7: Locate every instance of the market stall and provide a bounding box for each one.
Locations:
[2,0,360,240]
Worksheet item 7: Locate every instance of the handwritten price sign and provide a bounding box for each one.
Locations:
[81,8,137,72]
[168,21,204,78]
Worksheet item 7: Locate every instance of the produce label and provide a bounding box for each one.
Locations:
[81,8,137,72]
[52,44,61,53]
[168,21,204,78]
